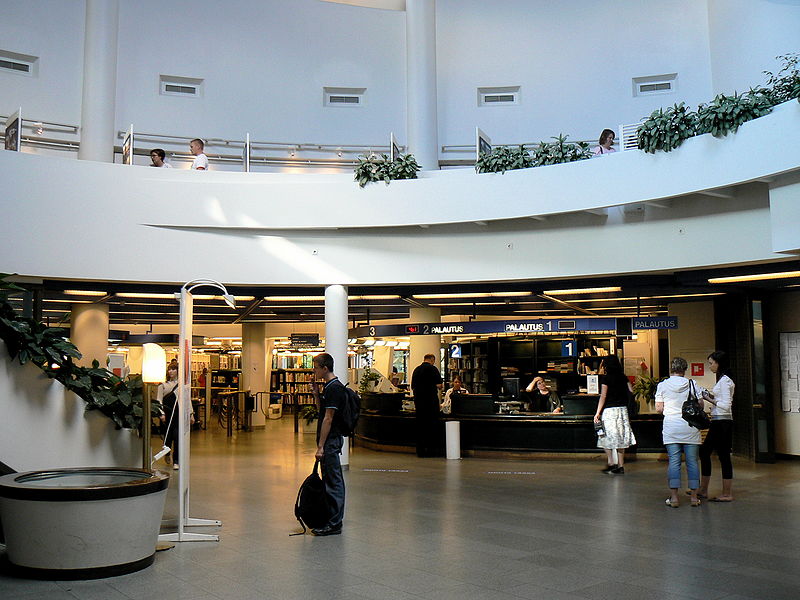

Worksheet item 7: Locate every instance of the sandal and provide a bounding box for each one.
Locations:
[665,498,679,508]
[710,496,734,502]
[686,491,707,499]
[690,499,702,507]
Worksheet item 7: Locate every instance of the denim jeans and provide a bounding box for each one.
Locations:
[321,435,345,528]
[666,443,700,490]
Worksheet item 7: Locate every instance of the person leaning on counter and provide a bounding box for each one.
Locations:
[524,377,562,413]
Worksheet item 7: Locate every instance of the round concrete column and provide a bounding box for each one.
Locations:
[242,323,268,428]
[406,0,439,171]
[70,303,109,368]
[325,285,349,466]
[78,0,119,163]
[409,306,442,373]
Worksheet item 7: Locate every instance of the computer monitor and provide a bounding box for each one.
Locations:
[502,377,520,398]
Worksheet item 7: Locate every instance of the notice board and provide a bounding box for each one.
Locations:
[780,332,800,412]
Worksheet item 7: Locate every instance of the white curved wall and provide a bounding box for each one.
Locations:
[5,0,798,154]
[1,102,798,286]
[0,342,140,471]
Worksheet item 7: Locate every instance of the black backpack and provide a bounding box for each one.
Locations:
[338,384,361,437]
[290,460,331,535]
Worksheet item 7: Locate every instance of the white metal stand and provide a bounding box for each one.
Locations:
[159,282,234,543]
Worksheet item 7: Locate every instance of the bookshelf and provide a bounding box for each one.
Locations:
[447,342,489,394]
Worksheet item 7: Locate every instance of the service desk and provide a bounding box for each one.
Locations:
[356,411,664,454]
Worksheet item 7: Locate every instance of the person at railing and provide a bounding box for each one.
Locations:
[149,148,172,168]
[190,138,209,170]
[592,129,617,156]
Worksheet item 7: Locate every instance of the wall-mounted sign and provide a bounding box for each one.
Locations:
[691,363,704,377]
[352,318,620,338]
[4,108,21,152]
[632,316,678,330]
[449,344,462,358]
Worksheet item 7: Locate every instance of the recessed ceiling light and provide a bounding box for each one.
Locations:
[542,287,622,295]
[63,290,107,296]
[708,271,800,283]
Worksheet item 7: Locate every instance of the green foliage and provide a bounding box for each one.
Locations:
[0,274,149,432]
[354,153,421,187]
[696,91,773,138]
[637,102,699,154]
[532,134,592,166]
[760,53,800,105]
[632,374,661,403]
[298,403,319,425]
[358,366,381,394]
[475,145,533,174]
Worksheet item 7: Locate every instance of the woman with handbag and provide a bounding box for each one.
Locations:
[593,356,636,474]
[655,357,702,507]
[697,351,735,502]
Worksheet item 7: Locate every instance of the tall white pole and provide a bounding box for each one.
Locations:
[325,285,350,467]
[78,0,119,163]
[406,0,439,171]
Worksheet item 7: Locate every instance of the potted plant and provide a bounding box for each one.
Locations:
[632,375,661,412]
[532,134,591,166]
[475,145,533,174]
[696,91,773,138]
[298,404,319,435]
[358,366,381,394]
[354,153,421,187]
[637,102,699,154]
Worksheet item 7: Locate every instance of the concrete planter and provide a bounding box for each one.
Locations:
[0,468,169,580]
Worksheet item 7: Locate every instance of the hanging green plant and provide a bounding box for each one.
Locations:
[636,102,699,154]
[532,134,591,166]
[0,274,155,433]
[696,91,774,138]
[354,153,421,187]
[759,53,800,105]
[475,145,533,174]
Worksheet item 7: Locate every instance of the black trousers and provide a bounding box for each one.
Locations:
[415,409,442,457]
[700,419,733,479]
[320,435,345,528]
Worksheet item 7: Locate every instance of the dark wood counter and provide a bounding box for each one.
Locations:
[355,410,664,454]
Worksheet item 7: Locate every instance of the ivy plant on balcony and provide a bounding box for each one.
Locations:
[532,134,592,166]
[0,274,153,433]
[759,52,800,105]
[696,91,774,138]
[354,153,421,187]
[475,145,533,174]
[637,102,699,154]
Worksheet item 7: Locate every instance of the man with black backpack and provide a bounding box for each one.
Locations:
[310,352,347,536]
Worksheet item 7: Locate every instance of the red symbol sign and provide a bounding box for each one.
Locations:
[691,363,704,377]
[406,325,419,334]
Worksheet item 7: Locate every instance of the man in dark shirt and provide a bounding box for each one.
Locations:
[311,352,347,536]
[411,353,444,457]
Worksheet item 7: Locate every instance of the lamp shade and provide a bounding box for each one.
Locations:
[141,343,166,383]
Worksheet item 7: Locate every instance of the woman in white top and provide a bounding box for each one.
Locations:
[157,365,180,469]
[441,376,466,415]
[698,351,735,502]
[592,129,616,156]
[656,357,702,507]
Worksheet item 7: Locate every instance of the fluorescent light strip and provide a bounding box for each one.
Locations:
[413,292,532,299]
[348,295,401,300]
[45,299,92,304]
[264,296,325,302]
[63,290,107,296]
[708,271,800,284]
[116,293,253,301]
[543,286,622,295]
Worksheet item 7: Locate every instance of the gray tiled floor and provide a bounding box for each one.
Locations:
[2,418,800,599]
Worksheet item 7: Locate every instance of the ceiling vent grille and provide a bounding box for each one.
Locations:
[478,86,520,107]
[0,50,38,76]
[160,75,204,98]
[324,87,366,107]
[633,73,677,97]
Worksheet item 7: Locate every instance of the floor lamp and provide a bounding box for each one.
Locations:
[141,343,166,469]
[159,279,235,543]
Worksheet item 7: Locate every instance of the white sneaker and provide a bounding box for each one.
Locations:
[173,464,179,470]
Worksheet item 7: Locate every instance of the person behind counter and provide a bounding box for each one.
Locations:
[441,376,467,415]
[593,356,637,474]
[524,377,562,413]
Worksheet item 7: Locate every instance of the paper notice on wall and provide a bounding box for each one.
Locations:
[779,332,800,412]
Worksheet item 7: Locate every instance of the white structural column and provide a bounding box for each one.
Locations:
[78,0,120,162]
[325,284,350,466]
[242,323,268,428]
[70,303,109,368]
[406,0,439,171]
[408,307,442,375]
